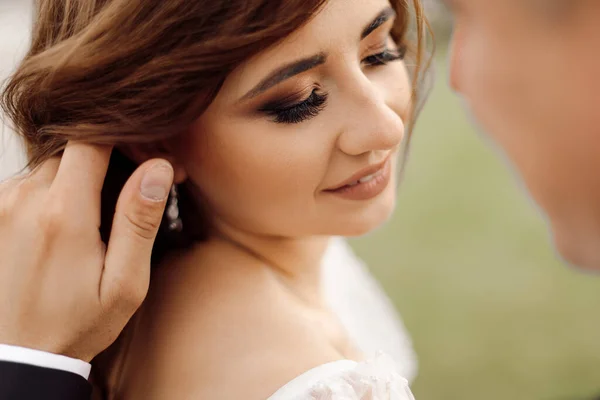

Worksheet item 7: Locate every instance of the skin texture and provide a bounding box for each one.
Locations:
[111,0,414,398]
[169,4,411,240]
[445,0,600,270]
[0,143,173,362]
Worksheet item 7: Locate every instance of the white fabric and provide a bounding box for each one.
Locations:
[0,238,414,391]
[0,344,91,379]
[321,237,417,382]
[268,360,358,400]
[0,0,30,181]
[268,352,415,400]
[0,4,417,392]
[267,237,417,399]
[0,2,85,383]
[0,1,90,383]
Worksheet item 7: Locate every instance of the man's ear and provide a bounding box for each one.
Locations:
[118,141,188,184]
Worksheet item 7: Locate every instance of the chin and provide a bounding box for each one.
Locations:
[333,191,397,237]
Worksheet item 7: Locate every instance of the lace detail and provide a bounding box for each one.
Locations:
[270,353,415,400]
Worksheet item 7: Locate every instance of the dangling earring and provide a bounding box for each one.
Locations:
[167,185,183,232]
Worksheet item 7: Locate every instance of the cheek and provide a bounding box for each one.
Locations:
[461,39,528,129]
[465,34,600,219]
[182,114,333,231]
[378,62,412,118]
[460,31,561,171]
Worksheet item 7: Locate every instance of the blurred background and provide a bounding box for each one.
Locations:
[2,1,600,399]
[0,0,30,180]
[352,2,600,399]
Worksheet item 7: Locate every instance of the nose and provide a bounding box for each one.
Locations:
[337,77,406,157]
[448,28,463,93]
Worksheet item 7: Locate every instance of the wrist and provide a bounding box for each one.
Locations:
[0,344,92,379]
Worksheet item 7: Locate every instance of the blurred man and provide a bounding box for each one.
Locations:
[445,0,600,271]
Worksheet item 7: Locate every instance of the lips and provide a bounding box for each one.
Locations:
[342,169,384,187]
[325,155,391,192]
[323,157,392,201]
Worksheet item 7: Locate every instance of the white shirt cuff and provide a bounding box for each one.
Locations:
[0,344,91,379]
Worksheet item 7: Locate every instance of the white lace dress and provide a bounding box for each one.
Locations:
[268,237,417,399]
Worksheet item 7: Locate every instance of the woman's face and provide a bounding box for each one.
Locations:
[447,0,600,269]
[177,0,412,237]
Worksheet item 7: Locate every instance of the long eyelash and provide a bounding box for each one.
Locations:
[363,45,407,66]
[257,43,405,125]
[261,90,328,124]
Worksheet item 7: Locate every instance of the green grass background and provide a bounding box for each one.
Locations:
[350,50,600,400]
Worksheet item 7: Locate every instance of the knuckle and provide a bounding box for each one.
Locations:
[0,178,12,197]
[39,197,71,234]
[0,203,11,222]
[121,285,147,310]
[109,276,148,311]
[122,204,163,240]
[0,179,27,221]
[0,196,11,221]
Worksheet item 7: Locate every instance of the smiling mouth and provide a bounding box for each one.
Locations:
[348,169,383,186]
[325,154,392,192]
[323,157,393,201]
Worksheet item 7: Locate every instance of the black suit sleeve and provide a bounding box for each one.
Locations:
[0,360,91,400]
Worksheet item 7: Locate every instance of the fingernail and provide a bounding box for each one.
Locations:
[140,162,173,201]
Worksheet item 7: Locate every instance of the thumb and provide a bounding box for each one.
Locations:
[101,159,173,310]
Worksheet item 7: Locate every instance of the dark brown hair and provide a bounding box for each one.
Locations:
[1,0,431,396]
[2,0,430,262]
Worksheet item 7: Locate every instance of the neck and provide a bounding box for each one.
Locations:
[212,220,331,307]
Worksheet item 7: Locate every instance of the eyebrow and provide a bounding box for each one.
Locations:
[241,53,327,100]
[241,6,397,101]
[361,7,396,39]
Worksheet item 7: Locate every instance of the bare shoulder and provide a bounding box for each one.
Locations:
[118,240,342,400]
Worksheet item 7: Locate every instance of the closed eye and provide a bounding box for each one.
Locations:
[259,89,328,124]
[363,45,407,67]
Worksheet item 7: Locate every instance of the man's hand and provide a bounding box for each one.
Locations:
[0,143,172,362]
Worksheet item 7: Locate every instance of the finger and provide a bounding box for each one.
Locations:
[52,142,112,210]
[100,159,173,310]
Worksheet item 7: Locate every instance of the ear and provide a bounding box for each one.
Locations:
[119,140,188,184]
